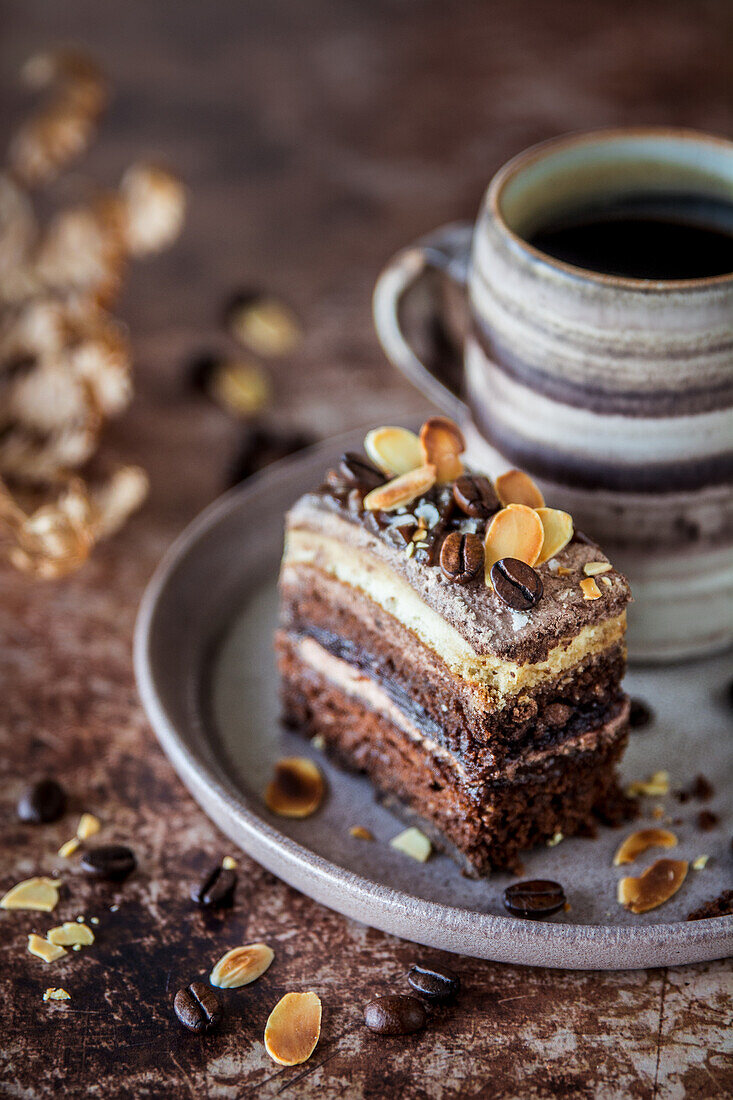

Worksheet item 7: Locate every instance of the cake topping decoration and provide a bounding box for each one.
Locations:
[484,504,544,579]
[363,994,427,1036]
[407,963,460,1002]
[439,531,484,585]
[365,426,423,477]
[210,943,274,989]
[174,981,222,1032]
[321,417,601,610]
[495,468,545,509]
[363,464,437,512]
[580,576,602,600]
[265,992,322,1065]
[389,826,432,862]
[584,561,613,576]
[613,828,678,866]
[490,558,544,611]
[535,508,574,564]
[265,756,324,817]
[339,452,385,490]
[453,473,499,518]
[419,416,465,483]
[503,879,566,919]
[617,858,688,913]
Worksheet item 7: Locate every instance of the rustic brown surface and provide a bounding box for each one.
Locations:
[1,2,732,1097]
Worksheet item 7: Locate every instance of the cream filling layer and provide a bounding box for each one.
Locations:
[283,529,625,696]
[294,635,469,781]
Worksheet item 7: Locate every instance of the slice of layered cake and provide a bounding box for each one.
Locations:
[276,418,633,875]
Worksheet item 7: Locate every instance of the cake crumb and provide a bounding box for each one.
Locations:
[28,934,66,963]
[547,832,564,847]
[43,988,70,1002]
[389,827,432,862]
[222,855,237,870]
[349,825,374,841]
[692,855,710,871]
[627,771,670,797]
[310,734,326,751]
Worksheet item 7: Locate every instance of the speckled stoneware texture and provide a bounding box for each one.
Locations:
[135,434,733,971]
[373,128,733,662]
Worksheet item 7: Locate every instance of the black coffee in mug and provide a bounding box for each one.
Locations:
[528,192,733,280]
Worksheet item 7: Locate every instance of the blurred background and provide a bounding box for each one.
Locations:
[2,0,731,534]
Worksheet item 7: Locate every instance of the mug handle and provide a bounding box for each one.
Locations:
[372,221,473,422]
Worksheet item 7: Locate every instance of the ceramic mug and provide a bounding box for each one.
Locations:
[373,128,733,662]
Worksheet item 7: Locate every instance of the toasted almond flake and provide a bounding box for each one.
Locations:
[28,934,66,963]
[43,987,71,1002]
[617,858,688,913]
[76,812,100,839]
[389,826,432,862]
[418,417,465,483]
[363,464,436,513]
[583,561,612,576]
[208,360,270,418]
[227,296,302,357]
[404,542,415,558]
[557,565,573,576]
[692,855,709,871]
[349,825,374,841]
[613,828,678,867]
[364,426,423,477]
[264,992,322,1066]
[535,508,574,564]
[601,576,613,587]
[484,504,544,580]
[222,856,237,871]
[209,943,274,989]
[547,831,564,847]
[627,771,670,798]
[495,469,544,509]
[580,577,602,600]
[1,876,62,912]
[47,921,94,947]
[265,757,324,818]
[58,837,80,859]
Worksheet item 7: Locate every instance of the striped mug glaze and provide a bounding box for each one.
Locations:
[373,128,733,661]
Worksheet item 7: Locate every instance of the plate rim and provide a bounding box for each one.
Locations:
[134,435,733,970]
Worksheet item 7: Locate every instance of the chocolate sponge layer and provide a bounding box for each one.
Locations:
[279,563,627,776]
[277,636,631,875]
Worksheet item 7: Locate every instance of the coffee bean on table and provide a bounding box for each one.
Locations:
[453,474,499,518]
[81,844,137,882]
[440,531,484,584]
[190,865,237,908]
[628,698,654,729]
[504,879,566,919]
[407,963,460,1002]
[174,982,221,1033]
[491,557,543,610]
[17,778,67,824]
[363,994,427,1035]
[339,452,385,491]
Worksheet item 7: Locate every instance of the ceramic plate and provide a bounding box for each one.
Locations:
[134,433,732,970]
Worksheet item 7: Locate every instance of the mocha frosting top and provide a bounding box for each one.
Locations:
[286,474,632,665]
